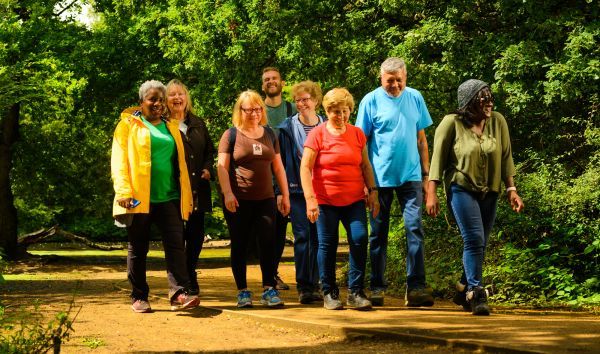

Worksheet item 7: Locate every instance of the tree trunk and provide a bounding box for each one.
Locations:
[0,103,20,260]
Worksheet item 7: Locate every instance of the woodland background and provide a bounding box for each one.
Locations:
[1,0,598,306]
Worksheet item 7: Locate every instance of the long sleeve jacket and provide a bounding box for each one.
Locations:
[111,107,193,220]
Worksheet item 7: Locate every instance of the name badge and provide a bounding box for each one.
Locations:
[252,143,263,155]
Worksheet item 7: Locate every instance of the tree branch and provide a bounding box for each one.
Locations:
[53,0,79,17]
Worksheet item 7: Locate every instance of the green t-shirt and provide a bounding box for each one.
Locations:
[142,117,180,203]
[266,100,297,134]
[429,112,516,196]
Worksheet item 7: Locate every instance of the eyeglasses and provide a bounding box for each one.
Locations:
[241,107,263,114]
[295,97,312,104]
[479,94,494,104]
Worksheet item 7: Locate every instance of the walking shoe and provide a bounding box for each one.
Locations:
[260,287,284,307]
[311,290,323,302]
[170,292,199,310]
[131,299,152,313]
[370,289,385,306]
[452,281,470,312]
[405,287,434,307]
[323,288,343,310]
[347,290,372,311]
[299,291,314,304]
[237,290,253,308]
[275,274,290,290]
[467,286,491,316]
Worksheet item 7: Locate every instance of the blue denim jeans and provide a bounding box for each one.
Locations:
[316,200,368,294]
[369,181,426,290]
[289,194,319,292]
[448,184,498,290]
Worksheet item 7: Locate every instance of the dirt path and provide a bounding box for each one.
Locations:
[2,246,599,353]
[2,251,464,353]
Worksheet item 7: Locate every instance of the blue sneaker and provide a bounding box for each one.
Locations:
[260,287,284,307]
[237,290,253,308]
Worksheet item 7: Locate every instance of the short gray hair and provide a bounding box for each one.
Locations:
[139,80,166,101]
[380,57,406,75]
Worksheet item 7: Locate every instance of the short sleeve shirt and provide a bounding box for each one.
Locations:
[304,124,367,206]
[356,86,433,187]
[266,101,297,135]
[218,127,280,200]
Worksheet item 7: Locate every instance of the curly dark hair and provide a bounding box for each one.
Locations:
[455,87,493,127]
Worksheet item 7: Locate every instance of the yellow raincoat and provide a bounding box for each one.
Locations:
[111,107,193,220]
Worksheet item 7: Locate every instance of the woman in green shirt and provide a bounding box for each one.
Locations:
[426,79,524,315]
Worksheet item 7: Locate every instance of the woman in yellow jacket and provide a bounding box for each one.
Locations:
[111,80,198,313]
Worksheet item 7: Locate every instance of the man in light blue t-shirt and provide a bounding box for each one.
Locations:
[356,57,434,308]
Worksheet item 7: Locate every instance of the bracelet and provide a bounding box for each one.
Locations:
[422,172,429,177]
[368,186,378,193]
[506,186,517,193]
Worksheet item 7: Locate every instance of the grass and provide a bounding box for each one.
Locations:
[27,246,231,259]
[83,336,105,349]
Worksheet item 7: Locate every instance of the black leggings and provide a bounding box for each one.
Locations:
[224,198,277,290]
[127,200,189,301]
[184,211,205,288]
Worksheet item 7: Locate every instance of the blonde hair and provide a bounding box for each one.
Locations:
[322,88,355,112]
[291,80,323,109]
[166,79,194,115]
[232,90,268,127]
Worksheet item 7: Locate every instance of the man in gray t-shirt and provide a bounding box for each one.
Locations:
[261,67,297,291]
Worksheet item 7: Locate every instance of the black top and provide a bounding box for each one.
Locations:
[180,113,216,213]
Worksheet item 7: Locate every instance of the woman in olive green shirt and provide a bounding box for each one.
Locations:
[426,79,524,316]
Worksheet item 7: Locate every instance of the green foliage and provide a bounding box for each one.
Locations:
[0,302,76,354]
[2,0,598,307]
[82,336,105,349]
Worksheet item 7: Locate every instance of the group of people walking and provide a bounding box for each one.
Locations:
[111,57,524,317]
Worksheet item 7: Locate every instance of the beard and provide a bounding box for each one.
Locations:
[264,85,282,98]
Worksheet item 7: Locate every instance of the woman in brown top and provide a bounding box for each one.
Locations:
[217,90,290,308]
[426,79,524,316]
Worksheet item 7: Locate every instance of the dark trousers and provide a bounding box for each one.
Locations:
[127,200,190,301]
[224,198,277,290]
[289,194,319,292]
[184,211,205,290]
[274,209,288,276]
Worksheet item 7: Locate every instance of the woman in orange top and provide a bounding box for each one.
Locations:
[300,88,379,311]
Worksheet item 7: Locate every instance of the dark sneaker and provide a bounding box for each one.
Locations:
[452,281,470,312]
[370,289,385,306]
[323,288,343,310]
[260,287,284,307]
[170,292,199,310]
[311,290,323,302]
[275,274,290,290]
[131,299,152,313]
[405,287,434,307]
[467,286,491,316]
[237,290,253,308]
[347,290,372,311]
[299,291,314,304]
